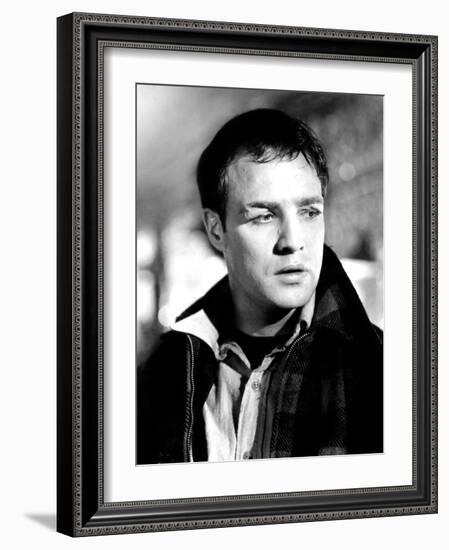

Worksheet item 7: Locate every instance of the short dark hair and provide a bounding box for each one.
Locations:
[196,108,329,226]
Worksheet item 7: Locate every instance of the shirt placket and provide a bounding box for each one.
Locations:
[234,355,275,460]
[215,318,306,461]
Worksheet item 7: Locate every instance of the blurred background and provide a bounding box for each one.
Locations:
[136,85,383,362]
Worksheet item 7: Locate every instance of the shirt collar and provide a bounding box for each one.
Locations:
[173,275,317,359]
[218,291,316,364]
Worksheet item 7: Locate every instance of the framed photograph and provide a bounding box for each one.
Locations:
[57,12,437,536]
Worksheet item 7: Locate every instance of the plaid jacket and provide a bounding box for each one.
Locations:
[137,245,383,463]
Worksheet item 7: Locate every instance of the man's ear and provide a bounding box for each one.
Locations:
[202,209,226,254]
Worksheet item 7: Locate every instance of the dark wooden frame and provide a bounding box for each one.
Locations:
[57,12,438,537]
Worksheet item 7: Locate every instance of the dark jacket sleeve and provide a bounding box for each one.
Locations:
[346,323,383,454]
[136,331,189,464]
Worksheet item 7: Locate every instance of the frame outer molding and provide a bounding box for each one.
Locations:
[57,12,438,537]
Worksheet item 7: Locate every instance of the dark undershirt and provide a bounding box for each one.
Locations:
[230,329,286,370]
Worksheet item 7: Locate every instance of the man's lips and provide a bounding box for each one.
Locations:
[274,265,309,283]
[275,264,308,275]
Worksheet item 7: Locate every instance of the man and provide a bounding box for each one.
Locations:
[137,108,383,464]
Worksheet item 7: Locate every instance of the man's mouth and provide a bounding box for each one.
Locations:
[276,264,308,275]
[275,265,309,283]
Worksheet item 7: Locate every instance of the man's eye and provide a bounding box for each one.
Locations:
[302,208,322,219]
[253,213,274,224]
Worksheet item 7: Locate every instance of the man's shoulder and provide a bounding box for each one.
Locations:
[143,328,189,354]
[139,328,215,371]
[139,330,189,373]
[370,323,383,344]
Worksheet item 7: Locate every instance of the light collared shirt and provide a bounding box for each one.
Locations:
[203,294,315,461]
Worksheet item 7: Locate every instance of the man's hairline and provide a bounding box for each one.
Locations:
[214,150,327,230]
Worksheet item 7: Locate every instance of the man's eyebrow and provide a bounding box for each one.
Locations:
[242,196,324,212]
[296,195,324,207]
[242,201,278,211]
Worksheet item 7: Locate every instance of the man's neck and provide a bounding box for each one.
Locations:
[229,285,316,338]
[235,307,297,337]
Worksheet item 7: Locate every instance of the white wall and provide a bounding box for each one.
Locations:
[0,0,446,547]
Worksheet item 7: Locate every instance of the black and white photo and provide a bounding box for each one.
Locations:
[135,86,384,464]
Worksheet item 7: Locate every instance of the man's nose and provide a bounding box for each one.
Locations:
[274,215,304,255]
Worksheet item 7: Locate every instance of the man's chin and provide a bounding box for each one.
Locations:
[267,289,314,311]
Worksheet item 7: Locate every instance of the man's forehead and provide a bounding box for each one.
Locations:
[226,152,312,180]
[225,153,322,202]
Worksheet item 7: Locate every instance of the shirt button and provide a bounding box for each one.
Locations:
[251,380,261,391]
[242,451,252,460]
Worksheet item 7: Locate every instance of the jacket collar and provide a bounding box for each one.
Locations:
[311,245,379,344]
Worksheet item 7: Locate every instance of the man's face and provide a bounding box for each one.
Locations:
[217,153,325,321]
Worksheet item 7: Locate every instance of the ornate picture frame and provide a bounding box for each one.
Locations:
[57,12,437,536]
